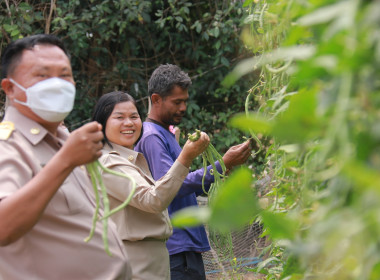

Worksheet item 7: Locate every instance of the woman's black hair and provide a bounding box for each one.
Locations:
[92,91,143,148]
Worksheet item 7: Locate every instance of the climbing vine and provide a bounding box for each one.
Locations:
[174,1,380,279]
[228,0,380,279]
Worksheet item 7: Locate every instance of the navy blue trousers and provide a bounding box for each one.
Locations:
[170,251,206,280]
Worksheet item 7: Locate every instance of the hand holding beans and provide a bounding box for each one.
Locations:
[222,140,252,170]
[59,122,104,167]
[177,131,210,168]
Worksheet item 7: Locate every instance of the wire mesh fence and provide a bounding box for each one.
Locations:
[197,196,268,280]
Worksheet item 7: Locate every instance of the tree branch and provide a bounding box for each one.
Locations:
[45,0,56,34]
[4,0,13,25]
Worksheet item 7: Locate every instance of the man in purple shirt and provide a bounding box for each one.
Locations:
[135,64,251,280]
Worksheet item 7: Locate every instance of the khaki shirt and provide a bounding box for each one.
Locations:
[100,143,189,241]
[0,106,131,280]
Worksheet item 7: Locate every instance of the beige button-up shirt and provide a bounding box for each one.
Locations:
[0,106,131,280]
[100,143,189,241]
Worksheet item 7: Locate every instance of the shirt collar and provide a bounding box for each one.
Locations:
[103,142,140,164]
[4,106,50,145]
[145,117,169,131]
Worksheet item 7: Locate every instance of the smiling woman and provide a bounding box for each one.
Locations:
[91,91,210,280]
[105,101,142,149]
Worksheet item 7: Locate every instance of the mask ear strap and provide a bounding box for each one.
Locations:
[9,78,28,106]
[13,99,28,106]
[9,78,27,91]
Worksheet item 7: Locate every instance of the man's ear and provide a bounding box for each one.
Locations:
[1,78,16,99]
[151,93,162,105]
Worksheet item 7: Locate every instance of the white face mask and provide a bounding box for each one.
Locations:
[10,77,76,122]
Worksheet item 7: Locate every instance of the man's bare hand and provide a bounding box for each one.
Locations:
[222,140,252,170]
[59,122,104,168]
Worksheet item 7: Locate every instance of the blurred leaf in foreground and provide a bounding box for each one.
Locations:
[171,167,259,231]
[171,206,210,228]
[209,167,260,232]
[222,46,316,87]
[272,88,323,144]
[229,112,273,135]
[261,210,298,240]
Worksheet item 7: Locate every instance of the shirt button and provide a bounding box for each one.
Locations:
[30,128,40,135]
[128,155,134,161]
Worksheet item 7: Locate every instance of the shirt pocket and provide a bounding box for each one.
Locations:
[46,176,86,215]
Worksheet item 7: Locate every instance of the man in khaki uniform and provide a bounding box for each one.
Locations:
[0,34,131,279]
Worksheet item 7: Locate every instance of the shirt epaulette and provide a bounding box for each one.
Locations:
[0,121,15,140]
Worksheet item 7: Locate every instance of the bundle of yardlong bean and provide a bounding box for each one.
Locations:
[188,129,226,196]
[85,160,136,256]
[188,130,234,258]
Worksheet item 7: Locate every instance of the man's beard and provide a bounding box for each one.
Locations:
[164,119,180,125]
[163,114,183,126]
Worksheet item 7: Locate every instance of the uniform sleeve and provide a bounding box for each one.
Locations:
[138,133,223,197]
[0,140,34,200]
[100,155,188,213]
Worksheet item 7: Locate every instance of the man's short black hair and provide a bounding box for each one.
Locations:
[148,64,192,99]
[1,34,70,79]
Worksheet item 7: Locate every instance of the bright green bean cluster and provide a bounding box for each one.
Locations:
[187,129,200,141]
[188,130,233,258]
[187,129,226,196]
[85,160,136,256]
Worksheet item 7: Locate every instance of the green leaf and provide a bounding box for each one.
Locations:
[222,46,315,87]
[278,144,300,153]
[11,29,20,37]
[221,71,239,87]
[209,167,259,232]
[342,161,380,192]
[243,0,254,8]
[3,24,14,32]
[196,24,202,33]
[215,40,221,50]
[256,257,281,274]
[214,27,220,38]
[171,206,211,228]
[261,211,297,240]
[229,113,272,135]
[369,262,380,280]
[202,32,209,41]
[272,89,321,143]
[297,1,348,27]
[220,56,229,67]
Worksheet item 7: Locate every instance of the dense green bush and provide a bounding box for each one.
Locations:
[0,0,254,158]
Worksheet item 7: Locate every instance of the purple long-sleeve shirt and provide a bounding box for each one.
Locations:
[135,121,222,255]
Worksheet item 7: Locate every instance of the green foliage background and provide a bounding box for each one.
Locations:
[174,0,380,279]
[0,0,255,162]
[4,0,380,279]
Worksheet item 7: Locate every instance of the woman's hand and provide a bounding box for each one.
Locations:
[178,131,210,168]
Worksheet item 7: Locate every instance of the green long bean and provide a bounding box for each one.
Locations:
[84,160,136,256]
[187,129,226,196]
[188,130,233,258]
